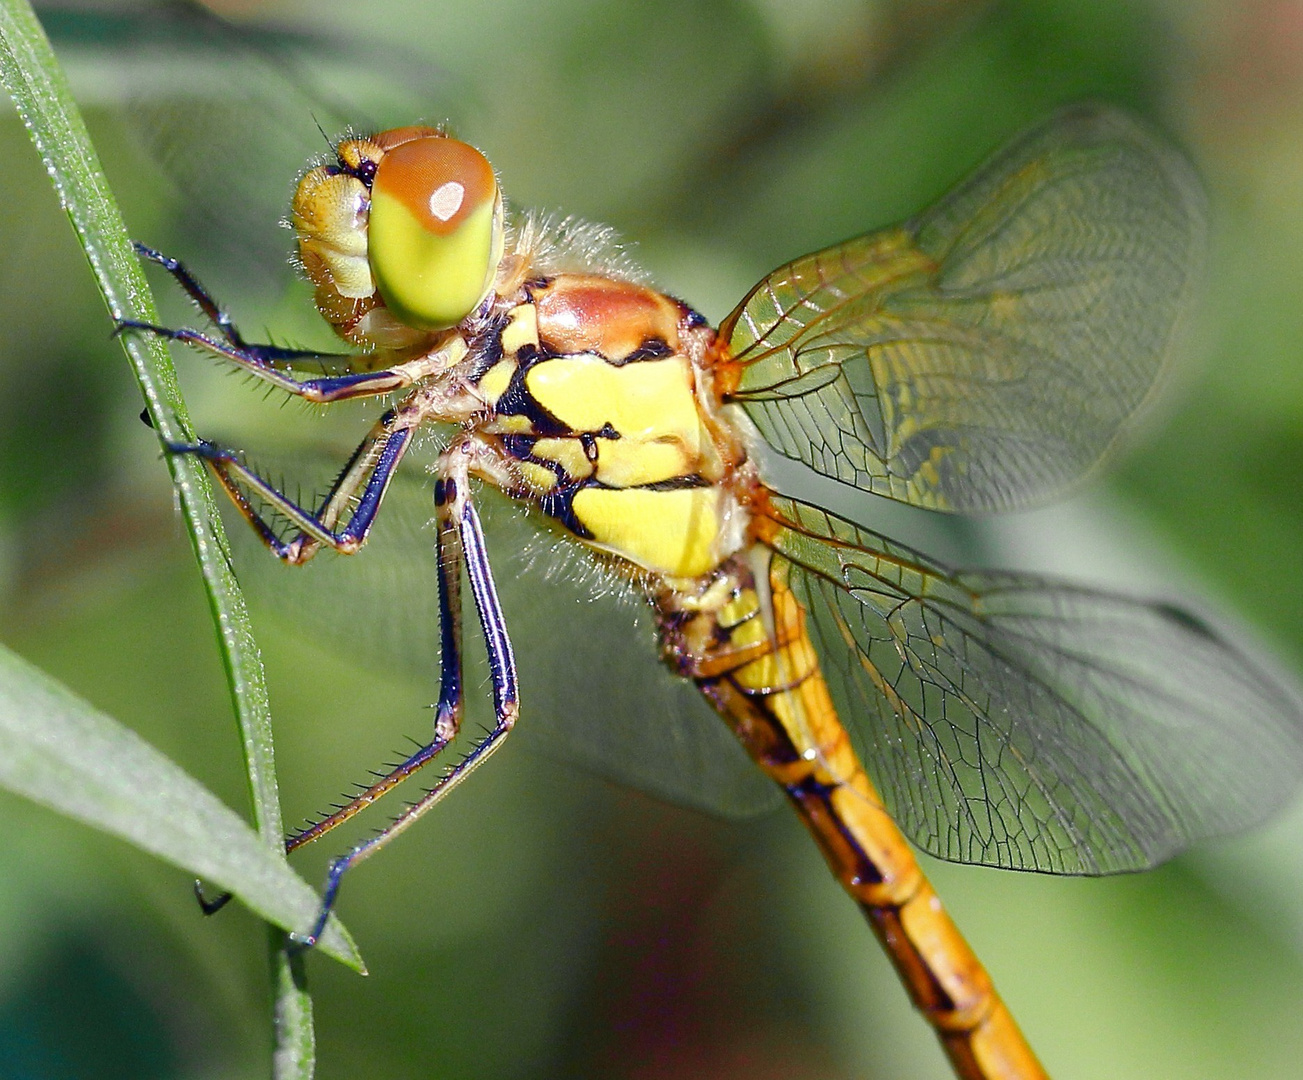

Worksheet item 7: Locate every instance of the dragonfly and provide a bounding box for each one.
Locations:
[122,104,1303,1080]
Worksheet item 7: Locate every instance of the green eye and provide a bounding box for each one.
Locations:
[367,133,503,331]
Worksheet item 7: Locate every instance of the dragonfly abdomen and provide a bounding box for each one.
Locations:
[656,555,1047,1080]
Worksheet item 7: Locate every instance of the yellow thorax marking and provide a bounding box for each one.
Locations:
[488,413,534,436]
[477,358,517,405]
[526,354,700,443]
[500,303,539,355]
[530,438,593,484]
[590,437,697,488]
[572,486,723,578]
[524,354,720,485]
[516,461,560,492]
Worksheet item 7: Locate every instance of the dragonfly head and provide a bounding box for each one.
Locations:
[292,127,504,345]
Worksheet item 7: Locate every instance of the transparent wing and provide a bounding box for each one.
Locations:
[759,494,1303,873]
[225,444,779,818]
[721,104,1207,512]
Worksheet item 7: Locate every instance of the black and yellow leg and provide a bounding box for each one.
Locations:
[291,444,519,949]
[120,243,463,402]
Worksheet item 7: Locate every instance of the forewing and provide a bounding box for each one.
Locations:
[722,105,1206,512]
[224,446,779,818]
[760,495,1303,873]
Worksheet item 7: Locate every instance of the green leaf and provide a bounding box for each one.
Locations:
[0,642,361,969]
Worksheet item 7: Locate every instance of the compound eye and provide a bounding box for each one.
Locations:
[368,133,503,331]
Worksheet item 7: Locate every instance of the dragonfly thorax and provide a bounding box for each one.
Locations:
[471,273,754,580]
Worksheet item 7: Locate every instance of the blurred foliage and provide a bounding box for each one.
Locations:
[3,1,1303,1078]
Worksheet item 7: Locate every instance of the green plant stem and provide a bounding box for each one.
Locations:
[0,2,315,1075]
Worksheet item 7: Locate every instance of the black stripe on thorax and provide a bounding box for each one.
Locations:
[613,338,674,365]
[534,482,594,540]
[491,342,571,437]
[465,310,508,380]
[624,474,712,492]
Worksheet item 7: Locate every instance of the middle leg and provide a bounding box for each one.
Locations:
[171,388,434,565]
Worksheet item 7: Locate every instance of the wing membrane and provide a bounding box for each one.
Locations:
[722,105,1206,512]
[760,495,1303,873]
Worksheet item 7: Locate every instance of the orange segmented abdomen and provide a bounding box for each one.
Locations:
[658,557,1047,1080]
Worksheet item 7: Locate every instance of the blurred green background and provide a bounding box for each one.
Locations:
[4,0,1303,1077]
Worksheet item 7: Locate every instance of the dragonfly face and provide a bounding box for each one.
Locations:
[128,103,1303,1080]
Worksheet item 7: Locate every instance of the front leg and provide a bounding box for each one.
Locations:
[121,243,467,402]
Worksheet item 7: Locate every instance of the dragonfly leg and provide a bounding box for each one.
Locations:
[193,879,233,916]
[189,438,482,921]
[291,448,519,951]
[170,390,430,564]
[128,243,321,360]
[121,243,466,403]
[284,453,472,854]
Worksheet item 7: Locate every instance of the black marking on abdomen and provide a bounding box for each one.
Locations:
[786,777,887,887]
